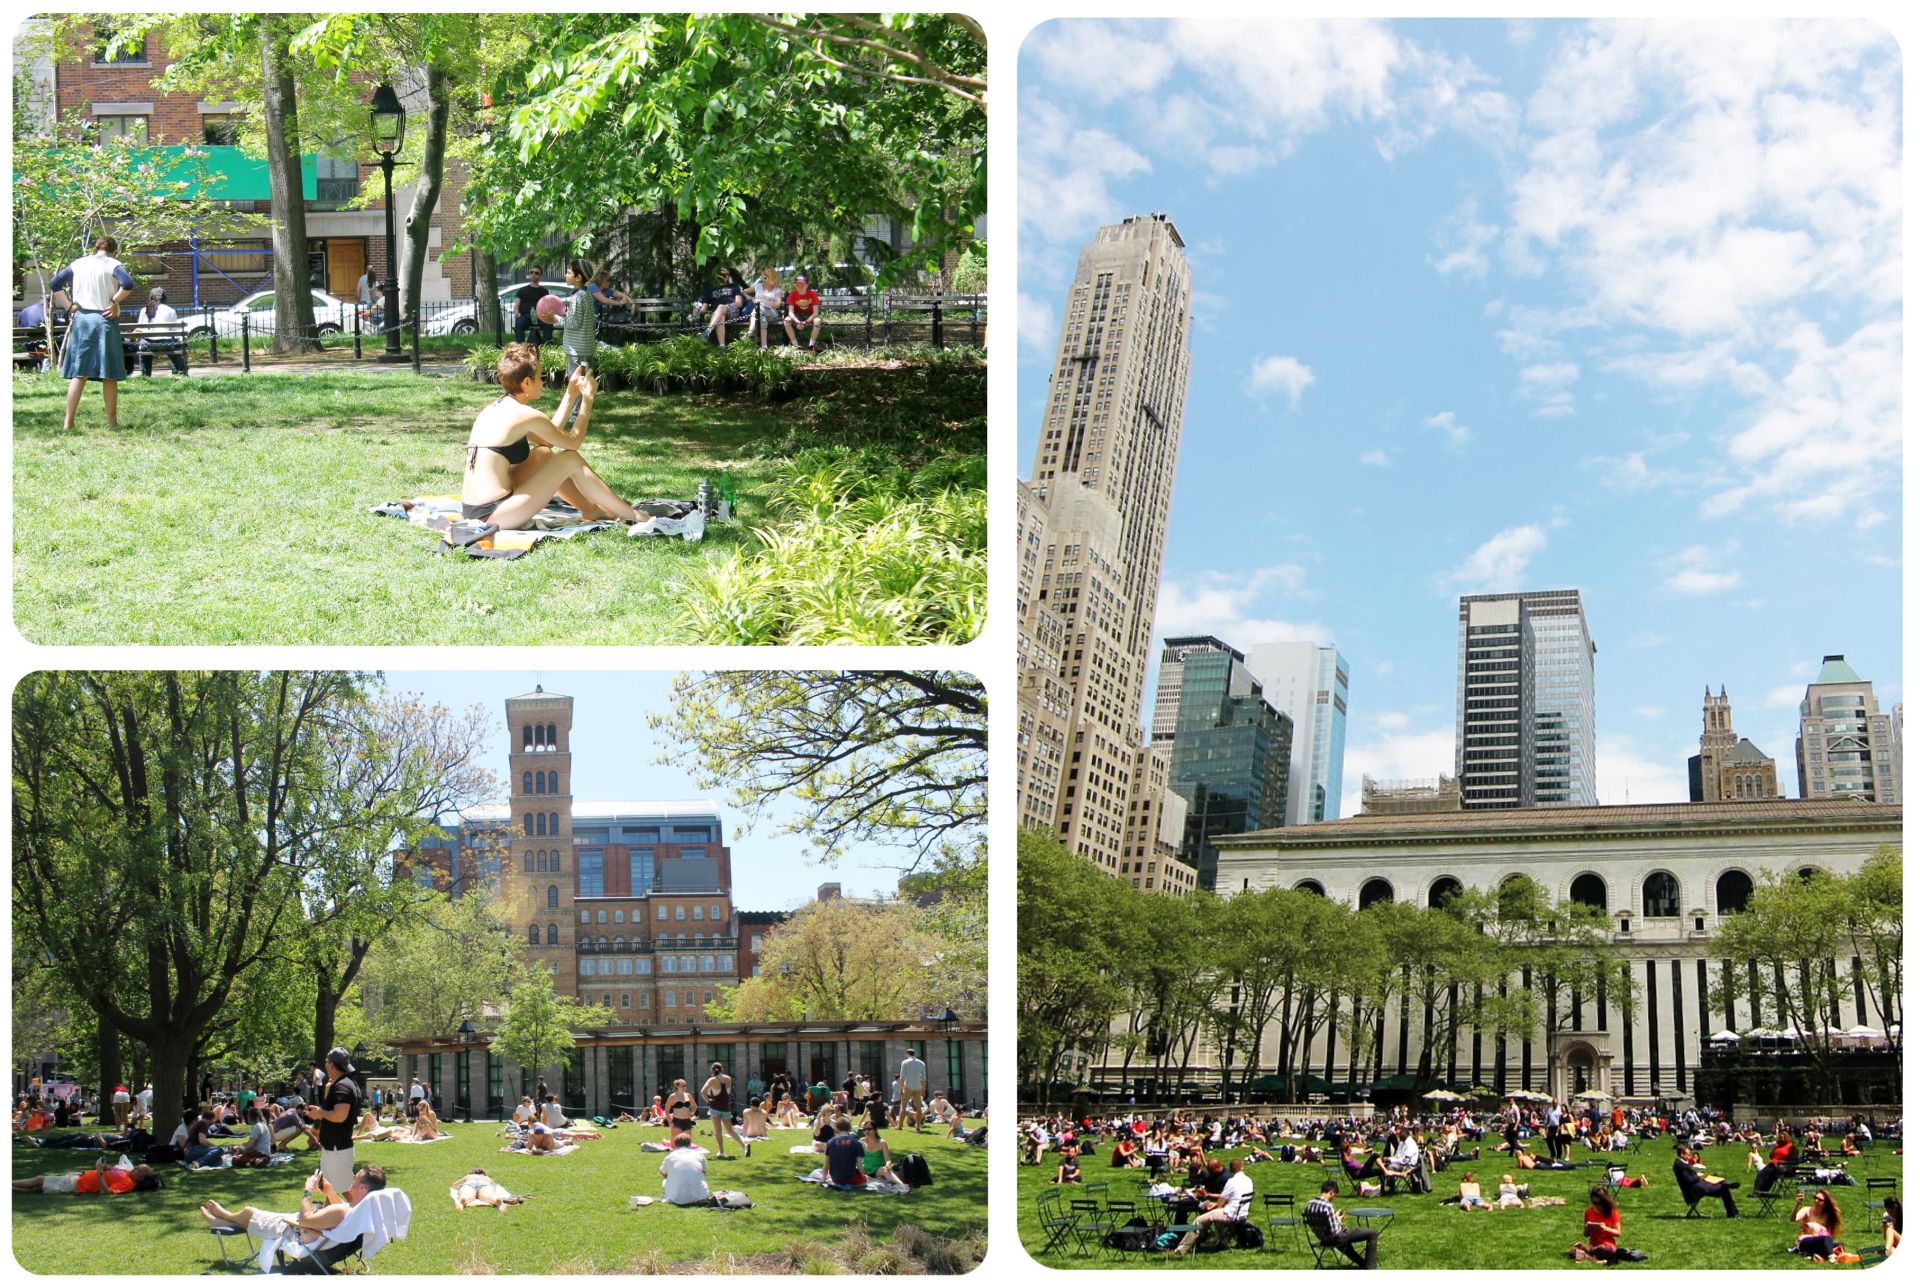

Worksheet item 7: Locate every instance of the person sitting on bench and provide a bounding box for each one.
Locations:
[197,1164,385,1250]
[134,287,187,377]
[1175,1158,1254,1252]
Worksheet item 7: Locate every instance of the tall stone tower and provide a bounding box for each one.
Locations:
[1018,213,1193,873]
[506,687,577,996]
[1698,686,1735,797]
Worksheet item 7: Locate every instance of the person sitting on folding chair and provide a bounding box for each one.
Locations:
[196,1163,387,1257]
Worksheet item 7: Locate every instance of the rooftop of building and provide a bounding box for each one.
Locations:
[1219,797,1900,848]
[454,800,722,824]
[1815,655,1866,685]
[1722,738,1774,765]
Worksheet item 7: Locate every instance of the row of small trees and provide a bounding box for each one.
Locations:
[1019,829,1901,1106]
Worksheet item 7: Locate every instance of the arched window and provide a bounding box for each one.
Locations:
[533,771,543,794]
[613,936,625,950]
[693,904,704,921]
[522,724,533,749]
[1295,879,1325,897]
[550,849,562,873]
[536,813,547,837]
[1642,871,1680,918]
[528,924,539,944]
[546,923,558,945]
[523,851,533,873]
[1358,878,1393,909]
[545,723,557,748]
[522,771,532,795]
[710,903,721,922]
[523,812,533,836]
[551,775,562,795]
[547,885,559,909]
[549,812,560,835]
[1715,870,1753,915]
[1428,876,1463,909]
[665,990,676,1008]
[1569,873,1608,910]
[537,851,547,872]
[596,936,608,950]
[1797,866,1822,883]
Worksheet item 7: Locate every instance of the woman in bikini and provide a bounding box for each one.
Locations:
[664,1079,699,1139]
[409,1102,443,1141]
[461,343,639,529]
[352,1110,401,1142]
[453,1168,527,1209]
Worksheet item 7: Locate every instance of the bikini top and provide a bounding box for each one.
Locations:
[468,396,532,468]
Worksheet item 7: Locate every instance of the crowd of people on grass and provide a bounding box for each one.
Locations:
[1024,1096,1902,1265]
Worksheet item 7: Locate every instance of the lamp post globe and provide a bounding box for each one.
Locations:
[368,83,408,363]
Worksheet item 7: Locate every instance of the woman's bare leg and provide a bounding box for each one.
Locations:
[63,378,86,429]
[558,459,638,522]
[103,379,120,427]
[487,453,591,529]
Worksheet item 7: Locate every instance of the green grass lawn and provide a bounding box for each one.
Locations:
[1018,1137,1901,1270]
[12,372,791,645]
[11,1120,987,1274]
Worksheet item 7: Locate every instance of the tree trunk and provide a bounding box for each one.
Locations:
[96,1015,124,1124]
[313,938,373,1072]
[400,66,451,331]
[259,18,319,355]
[148,1036,194,1142]
[475,247,500,333]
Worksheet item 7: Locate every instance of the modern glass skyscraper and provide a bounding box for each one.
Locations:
[1244,640,1350,824]
[1456,590,1596,810]
[1161,636,1292,890]
[1015,214,1194,874]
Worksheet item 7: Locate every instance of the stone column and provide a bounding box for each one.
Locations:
[583,1045,601,1117]
[961,1038,985,1111]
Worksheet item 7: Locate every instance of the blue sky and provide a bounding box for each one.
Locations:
[1017,18,1903,814]
[380,671,901,907]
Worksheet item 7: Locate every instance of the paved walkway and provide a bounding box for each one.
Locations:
[185,360,469,378]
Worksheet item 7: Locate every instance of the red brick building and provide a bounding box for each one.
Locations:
[23,20,479,310]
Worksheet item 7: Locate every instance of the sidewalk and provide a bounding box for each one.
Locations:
[185,360,469,378]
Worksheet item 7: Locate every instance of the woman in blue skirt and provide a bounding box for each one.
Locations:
[49,235,135,429]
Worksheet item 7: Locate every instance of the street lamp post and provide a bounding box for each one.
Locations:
[368,83,408,363]
[457,1020,477,1122]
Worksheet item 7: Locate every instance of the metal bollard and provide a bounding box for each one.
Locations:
[240,310,250,373]
[207,306,218,365]
[411,309,421,375]
[864,292,873,350]
[932,295,943,350]
[353,300,362,360]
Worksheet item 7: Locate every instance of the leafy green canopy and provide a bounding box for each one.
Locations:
[461,13,985,285]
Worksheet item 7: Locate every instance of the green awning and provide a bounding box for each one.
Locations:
[1372,1074,1420,1092]
[150,145,317,201]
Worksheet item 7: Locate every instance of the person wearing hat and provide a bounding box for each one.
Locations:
[301,1048,363,1195]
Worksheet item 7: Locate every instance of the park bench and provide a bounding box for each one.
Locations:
[12,314,192,374]
[881,292,986,348]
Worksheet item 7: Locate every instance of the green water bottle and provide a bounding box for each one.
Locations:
[719,469,737,522]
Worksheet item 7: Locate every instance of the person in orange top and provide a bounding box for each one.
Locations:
[1574,1185,1623,1262]
[13,1158,159,1195]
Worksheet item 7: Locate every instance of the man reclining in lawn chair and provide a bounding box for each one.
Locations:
[198,1162,409,1273]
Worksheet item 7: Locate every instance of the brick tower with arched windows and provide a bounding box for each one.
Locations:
[507,687,577,996]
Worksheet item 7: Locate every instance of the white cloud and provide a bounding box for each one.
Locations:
[1595,733,1691,805]
[1764,683,1805,709]
[1026,21,1179,106]
[1423,410,1474,448]
[1152,564,1326,651]
[1431,197,1499,277]
[1518,361,1579,417]
[1359,448,1392,467]
[1444,524,1547,591]
[1017,292,1057,358]
[1661,542,1743,596]
[1635,706,1665,720]
[1338,720,1458,817]
[1016,91,1153,252]
[1247,354,1316,408]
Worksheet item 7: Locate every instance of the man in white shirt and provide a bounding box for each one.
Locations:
[542,1095,567,1128]
[135,1084,153,1122]
[658,1133,710,1206]
[1177,1159,1254,1250]
[898,1049,928,1131]
[407,1079,424,1116]
[1382,1126,1430,1193]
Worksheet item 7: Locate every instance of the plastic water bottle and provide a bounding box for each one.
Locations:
[719,469,737,522]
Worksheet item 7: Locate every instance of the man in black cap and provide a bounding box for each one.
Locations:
[302,1047,363,1195]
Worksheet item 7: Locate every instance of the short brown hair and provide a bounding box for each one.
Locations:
[497,342,541,391]
[94,235,119,255]
[355,1165,387,1192]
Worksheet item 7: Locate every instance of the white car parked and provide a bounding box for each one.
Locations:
[190,287,357,340]
[422,280,572,337]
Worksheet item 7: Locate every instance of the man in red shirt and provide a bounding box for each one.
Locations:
[783,274,823,350]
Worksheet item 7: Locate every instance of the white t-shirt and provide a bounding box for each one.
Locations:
[138,303,179,326]
[1219,1170,1255,1220]
[136,1088,152,1113]
[169,1122,190,1148]
[542,1101,566,1127]
[753,282,784,310]
[408,1082,424,1102]
[64,254,130,311]
[899,1056,927,1092]
[660,1148,709,1205]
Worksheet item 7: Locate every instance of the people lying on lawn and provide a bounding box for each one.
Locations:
[198,1163,386,1249]
[14,1158,163,1195]
[461,344,639,529]
[1456,1171,1492,1211]
[523,1123,561,1153]
[354,1109,403,1142]
[452,1167,527,1209]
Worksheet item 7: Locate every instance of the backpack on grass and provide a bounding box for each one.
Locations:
[896,1152,933,1189]
[1104,1219,1160,1252]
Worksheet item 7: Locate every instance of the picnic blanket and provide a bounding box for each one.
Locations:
[390,1133,453,1144]
[796,1167,909,1195]
[371,494,704,558]
[499,1142,578,1156]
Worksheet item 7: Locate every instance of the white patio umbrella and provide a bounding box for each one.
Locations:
[1709,1030,1739,1043]
[1846,1025,1883,1038]
[1422,1088,1464,1102]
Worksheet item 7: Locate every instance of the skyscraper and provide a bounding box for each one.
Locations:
[1017,214,1194,873]
[1796,655,1902,803]
[1456,590,1596,810]
[1244,640,1350,824]
[1161,636,1292,891]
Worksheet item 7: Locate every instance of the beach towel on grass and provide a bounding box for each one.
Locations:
[500,1142,578,1156]
[796,1167,909,1195]
[370,494,702,555]
[392,1133,453,1144]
